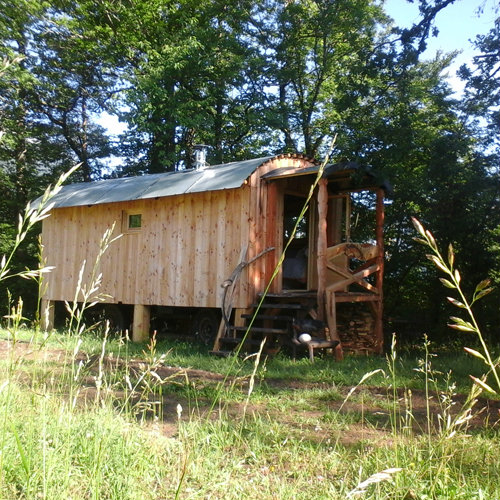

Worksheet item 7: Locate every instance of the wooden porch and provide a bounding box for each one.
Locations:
[211,181,385,359]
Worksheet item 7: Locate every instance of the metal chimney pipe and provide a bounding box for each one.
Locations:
[193,144,210,170]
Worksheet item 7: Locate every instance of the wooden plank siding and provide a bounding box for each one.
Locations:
[41,156,318,312]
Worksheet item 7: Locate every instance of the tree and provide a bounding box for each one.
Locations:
[458,16,499,153]
[0,0,118,314]
[255,0,388,157]
[457,16,500,332]
[104,0,267,173]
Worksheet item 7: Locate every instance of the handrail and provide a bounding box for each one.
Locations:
[326,242,379,261]
[220,246,275,329]
[326,242,380,294]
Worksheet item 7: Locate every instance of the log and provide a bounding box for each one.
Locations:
[316,179,328,321]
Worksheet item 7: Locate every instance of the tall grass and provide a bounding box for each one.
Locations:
[0,319,499,498]
[0,175,499,498]
[412,217,498,395]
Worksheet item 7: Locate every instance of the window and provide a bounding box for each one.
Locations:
[122,211,142,232]
[128,213,142,229]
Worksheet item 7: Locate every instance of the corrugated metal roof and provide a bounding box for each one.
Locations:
[261,164,320,180]
[39,156,274,209]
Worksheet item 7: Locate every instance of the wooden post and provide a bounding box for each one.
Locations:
[40,299,55,331]
[326,290,344,361]
[374,188,385,353]
[345,194,351,242]
[265,182,280,293]
[212,319,226,352]
[316,179,328,321]
[132,304,150,342]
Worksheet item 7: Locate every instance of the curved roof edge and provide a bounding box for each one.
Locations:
[34,154,316,209]
[262,160,391,194]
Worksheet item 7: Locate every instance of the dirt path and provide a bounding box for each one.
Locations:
[1,339,499,444]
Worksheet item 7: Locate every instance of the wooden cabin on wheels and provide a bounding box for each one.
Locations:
[39,153,387,358]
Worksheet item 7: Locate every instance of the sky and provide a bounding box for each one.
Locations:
[384,0,498,94]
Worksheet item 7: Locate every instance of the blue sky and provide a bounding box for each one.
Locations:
[385,0,498,93]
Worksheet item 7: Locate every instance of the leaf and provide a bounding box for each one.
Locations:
[469,375,497,395]
[9,422,30,479]
[447,297,466,308]
[463,347,486,361]
[474,288,494,301]
[413,237,428,246]
[448,323,475,332]
[347,468,403,498]
[449,316,475,331]
[357,369,384,385]
[475,279,491,293]
[439,278,455,289]
[425,230,437,250]
[426,254,448,273]
[39,266,55,274]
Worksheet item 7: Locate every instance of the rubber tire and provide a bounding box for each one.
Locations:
[191,310,219,345]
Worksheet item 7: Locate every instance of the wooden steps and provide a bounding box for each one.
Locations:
[251,302,306,310]
[210,289,382,357]
[211,294,313,356]
[230,326,289,335]
[241,313,291,321]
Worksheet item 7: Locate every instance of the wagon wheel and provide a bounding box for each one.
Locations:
[191,310,219,345]
[84,304,126,334]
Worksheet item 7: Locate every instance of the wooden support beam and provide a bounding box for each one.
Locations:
[40,299,55,331]
[132,304,150,343]
[335,293,380,303]
[316,179,328,321]
[326,263,381,293]
[265,182,280,293]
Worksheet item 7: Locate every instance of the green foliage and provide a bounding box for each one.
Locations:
[458,16,500,152]
[256,0,385,156]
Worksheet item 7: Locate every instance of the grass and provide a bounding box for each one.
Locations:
[2,121,496,498]
[1,326,489,392]
[0,326,499,499]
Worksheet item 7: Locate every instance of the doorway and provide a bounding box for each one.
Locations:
[282,194,310,290]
